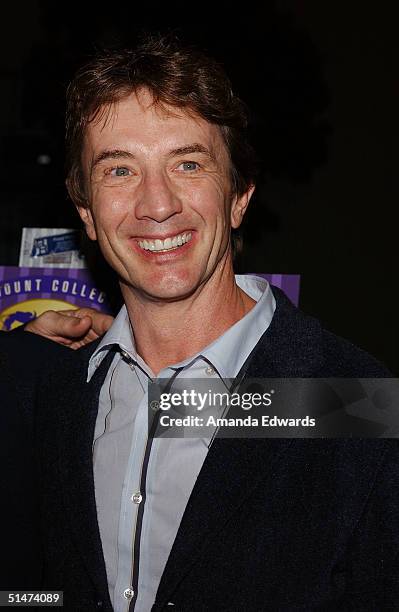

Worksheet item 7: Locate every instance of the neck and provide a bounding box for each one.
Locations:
[121,268,255,376]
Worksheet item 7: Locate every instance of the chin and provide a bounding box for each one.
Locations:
[144,283,198,303]
[126,273,201,303]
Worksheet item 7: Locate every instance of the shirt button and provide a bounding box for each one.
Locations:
[131,491,143,504]
[123,587,134,600]
[205,366,215,376]
[150,400,159,411]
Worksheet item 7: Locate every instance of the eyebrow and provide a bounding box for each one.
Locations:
[91,149,135,171]
[167,143,216,161]
[91,142,217,172]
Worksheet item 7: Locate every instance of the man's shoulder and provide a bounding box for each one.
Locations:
[0,327,70,384]
[0,326,68,356]
[41,336,103,385]
[264,286,391,377]
[319,327,391,377]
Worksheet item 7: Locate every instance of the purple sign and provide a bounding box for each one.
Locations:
[250,274,300,306]
[0,266,300,332]
[0,266,112,331]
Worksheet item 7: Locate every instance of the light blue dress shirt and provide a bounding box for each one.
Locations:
[88,275,276,611]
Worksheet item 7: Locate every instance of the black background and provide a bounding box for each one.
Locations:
[0,1,397,372]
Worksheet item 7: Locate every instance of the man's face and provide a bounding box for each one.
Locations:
[78,89,253,303]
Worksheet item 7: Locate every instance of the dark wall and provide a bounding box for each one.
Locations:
[256,2,398,373]
[0,1,396,371]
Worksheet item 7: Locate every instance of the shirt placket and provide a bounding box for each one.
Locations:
[114,358,224,611]
[113,366,149,612]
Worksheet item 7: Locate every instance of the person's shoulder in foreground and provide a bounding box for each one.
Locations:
[0,309,113,591]
[0,307,113,415]
[0,327,68,590]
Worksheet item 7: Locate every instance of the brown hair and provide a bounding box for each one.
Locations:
[65,34,257,209]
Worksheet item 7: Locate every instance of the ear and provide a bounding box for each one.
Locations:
[230,184,255,229]
[76,203,98,241]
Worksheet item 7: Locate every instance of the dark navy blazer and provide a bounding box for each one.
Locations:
[36,288,399,611]
[0,329,68,590]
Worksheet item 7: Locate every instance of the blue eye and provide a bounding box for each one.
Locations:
[179,161,199,172]
[111,167,130,177]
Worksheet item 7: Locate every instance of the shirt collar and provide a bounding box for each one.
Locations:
[87,306,136,381]
[87,274,275,382]
[201,274,275,378]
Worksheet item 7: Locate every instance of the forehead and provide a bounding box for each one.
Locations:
[84,89,228,159]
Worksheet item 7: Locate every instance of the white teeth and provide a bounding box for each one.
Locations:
[138,232,192,252]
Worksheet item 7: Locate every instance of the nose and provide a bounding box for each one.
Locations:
[135,170,182,223]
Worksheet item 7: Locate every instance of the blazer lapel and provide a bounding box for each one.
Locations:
[56,348,115,604]
[156,287,325,606]
[156,435,293,607]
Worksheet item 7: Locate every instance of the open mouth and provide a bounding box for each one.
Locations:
[137,232,192,253]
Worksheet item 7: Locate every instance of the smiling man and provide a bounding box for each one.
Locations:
[36,36,399,611]
[77,88,255,373]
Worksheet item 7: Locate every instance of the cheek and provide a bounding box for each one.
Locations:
[91,190,132,232]
[186,181,228,224]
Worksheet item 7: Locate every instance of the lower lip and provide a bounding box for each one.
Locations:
[130,234,196,261]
